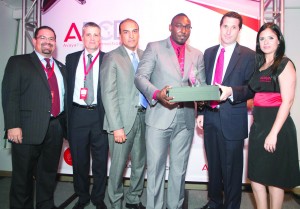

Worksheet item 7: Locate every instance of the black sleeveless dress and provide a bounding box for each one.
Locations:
[247,57,300,188]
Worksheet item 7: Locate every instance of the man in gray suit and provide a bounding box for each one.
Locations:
[100,18,146,209]
[134,13,206,209]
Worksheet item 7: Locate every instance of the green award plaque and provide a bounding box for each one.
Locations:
[167,85,220,102]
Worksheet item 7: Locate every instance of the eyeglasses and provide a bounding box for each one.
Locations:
[36,36,56,42]
[173,24,192,31]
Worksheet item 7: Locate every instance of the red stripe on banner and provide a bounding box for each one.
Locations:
[186,0,260,32]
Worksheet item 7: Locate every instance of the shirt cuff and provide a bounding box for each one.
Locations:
[152,90,160,100]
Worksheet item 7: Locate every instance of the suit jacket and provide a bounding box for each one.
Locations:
[65,50,105,133]
[134,37,206,130]
[203,43,255,140]
[100,45,143,135]
[2,52,66,144]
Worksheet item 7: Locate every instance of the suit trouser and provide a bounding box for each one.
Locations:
[108,111,146,209]
[146,109,194,209]
[204,110,244,209]
[69,106,108,205]
[10,117,64,209]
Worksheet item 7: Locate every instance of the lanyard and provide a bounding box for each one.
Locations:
[83,51,100,80]
[41,61,55,79]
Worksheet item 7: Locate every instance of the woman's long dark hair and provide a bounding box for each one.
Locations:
[255,22,285,76]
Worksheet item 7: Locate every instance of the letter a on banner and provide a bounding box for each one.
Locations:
[64,23,82,42]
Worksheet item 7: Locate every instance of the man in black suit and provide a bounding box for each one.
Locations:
[197,12,255,209]
[2,26,66,209]
[65,22,108,209]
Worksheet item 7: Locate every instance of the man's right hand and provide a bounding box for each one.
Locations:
[156,85,176,107]
[113,128,127,143]
[196,115,204,130]
[7,128,23,144]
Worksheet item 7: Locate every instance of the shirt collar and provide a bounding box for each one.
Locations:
[220,42,236,53]
[84,49,100,58]
[34,50,53,62]
[170,36,185,50]
[123,45,138,60]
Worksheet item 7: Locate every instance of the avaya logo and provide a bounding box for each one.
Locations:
[64,23,82,42]
[202,164,208,171]
[64,21,122,42]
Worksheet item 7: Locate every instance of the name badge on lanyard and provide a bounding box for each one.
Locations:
[80,88,88,100]
[80,51,100,100]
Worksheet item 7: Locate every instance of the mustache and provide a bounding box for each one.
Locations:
[41,43,54,47]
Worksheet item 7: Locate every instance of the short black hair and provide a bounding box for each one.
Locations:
[119,18,139,34]
[171,13,189,25]
[34,26,56,39]
[220,11,243,29]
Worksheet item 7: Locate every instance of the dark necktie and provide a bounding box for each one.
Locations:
[131,52,148,108]
[44,58,60,117]
[84,54,94,105]
[211,48,225,108]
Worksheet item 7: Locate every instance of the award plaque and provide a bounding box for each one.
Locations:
[167,85,220,102]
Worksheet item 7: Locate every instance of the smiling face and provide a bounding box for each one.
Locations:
[258,28,280,56]
[220,16,241,47]
[169,15,191,45]
[120,19,139,51]
[82,26,101,53]
[33,28,56,58]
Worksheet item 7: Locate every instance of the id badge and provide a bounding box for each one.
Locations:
[80,88,88,100]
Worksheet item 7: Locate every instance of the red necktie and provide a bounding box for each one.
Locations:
[45,58,60,117]
[211,48,225,108]
[177,47,184,76]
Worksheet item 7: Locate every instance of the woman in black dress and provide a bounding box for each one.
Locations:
[248,23,300,209]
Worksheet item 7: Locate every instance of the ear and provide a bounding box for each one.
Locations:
[32,37,36,46]
[169,24,172,32]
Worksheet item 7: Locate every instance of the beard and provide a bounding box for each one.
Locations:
[41,43,54,54]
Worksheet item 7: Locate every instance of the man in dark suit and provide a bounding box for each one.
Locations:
[2,26,66,209]
[197,12,255,209]
[65,22,108,209]
[100,18,146,209]
[135,13,206,209]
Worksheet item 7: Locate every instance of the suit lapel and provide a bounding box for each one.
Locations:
[97,50,105,101]
[222,44,240,83]
[120,45,134,73]
[30,52,50,90]
[183,45,195,82]
[54,59,66,77]
[54,58,66,90]
[207,46,218,84]
[70,51,82,98]
[165,38,182,78]
[137,48,143,60]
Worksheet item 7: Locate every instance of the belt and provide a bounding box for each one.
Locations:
[206,106,219,112]
[177,102,184,109]
[137,106,146,112]
[50,111,64,121]
[72,102,97,110]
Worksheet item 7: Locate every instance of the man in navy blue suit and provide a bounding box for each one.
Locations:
[66,22,108,209]
[197,12,255,209]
